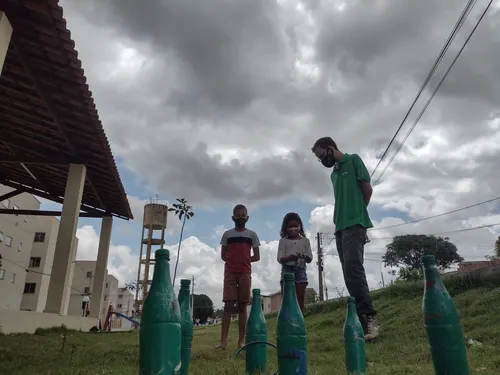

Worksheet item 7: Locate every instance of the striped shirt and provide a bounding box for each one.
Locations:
[221,228,260,273]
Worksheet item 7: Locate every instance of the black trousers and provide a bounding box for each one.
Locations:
[336,224,376,317]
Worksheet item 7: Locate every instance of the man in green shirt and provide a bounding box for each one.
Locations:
[312,136,379,341]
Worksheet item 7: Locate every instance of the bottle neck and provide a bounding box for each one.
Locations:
[423,263,442,289]
[282,280,298,306]
[178,288,190,308]
[347,302,357,317]
[150,258,172,290]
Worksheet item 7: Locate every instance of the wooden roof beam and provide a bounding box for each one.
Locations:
[11,39,108,213]
[0,189,22,201]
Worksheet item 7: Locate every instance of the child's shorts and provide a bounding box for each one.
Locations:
[222,270,251,304]
[281,266,308,284]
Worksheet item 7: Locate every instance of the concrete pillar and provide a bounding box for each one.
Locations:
[45,164,86,315]
[0,12,13,76]
[89,216,113,319]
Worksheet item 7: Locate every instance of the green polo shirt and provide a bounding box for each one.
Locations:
[330,153,373,233]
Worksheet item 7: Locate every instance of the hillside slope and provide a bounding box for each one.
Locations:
[1,278,499,374]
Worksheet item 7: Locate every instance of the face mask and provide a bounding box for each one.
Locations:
[321,150,336,168]
[287,226,301,237]
[233,217,248,226]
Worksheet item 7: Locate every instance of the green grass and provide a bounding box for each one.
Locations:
[1,279,500,374]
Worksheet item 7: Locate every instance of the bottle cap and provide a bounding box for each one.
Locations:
[180,279,191,287]
[155,249,170,260]
[347,296,355,304]
[252,288,261,295]
[283,272,294,281]
[421,255,436,265]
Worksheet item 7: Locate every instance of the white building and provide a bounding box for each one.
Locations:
[20,217,78,313]
[0,185,41,311]
[0,184,128,321]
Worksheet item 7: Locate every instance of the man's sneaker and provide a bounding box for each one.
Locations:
[364,316,379,341]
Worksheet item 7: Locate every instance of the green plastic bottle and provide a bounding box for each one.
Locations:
[178,279,193,375]
[245,288,268,374]
[422,255,470,375]
[276,272,307,375]
[139,249,181,375]
[343,296,366,375]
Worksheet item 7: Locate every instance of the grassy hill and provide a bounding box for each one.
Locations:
[1,274,499,374]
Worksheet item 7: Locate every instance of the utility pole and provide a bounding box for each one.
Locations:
[381,271,385,288]
[316,232,324,301]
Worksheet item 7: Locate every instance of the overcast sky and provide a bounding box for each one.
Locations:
[46,0,500,307]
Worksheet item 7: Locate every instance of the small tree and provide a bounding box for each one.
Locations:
[169,198,194,286]
[495,236,500,258]
[383,234,463,281]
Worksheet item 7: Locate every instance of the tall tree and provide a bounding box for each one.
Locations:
[383,234,463,280]
[495,236,500,258]
[192,294,214,324]
[168,198,194,286]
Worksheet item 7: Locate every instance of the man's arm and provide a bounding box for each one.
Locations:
[353,154,373,206]
[360,180,373,206]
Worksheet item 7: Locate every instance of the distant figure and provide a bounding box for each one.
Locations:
[82,294,90,317]
[216,204,261,350]
[277,212,313,315]
[195,318,200,327]
[311,136,379,341]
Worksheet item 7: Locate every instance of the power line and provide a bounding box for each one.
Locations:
[374,0,493,183]
[369,195,500,232]
[370,0,477,179]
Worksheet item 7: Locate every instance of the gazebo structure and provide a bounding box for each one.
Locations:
[0,0,133,322]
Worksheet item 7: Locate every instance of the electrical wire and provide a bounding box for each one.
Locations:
[370,0,477,179]
[368,195,500,232]
[374,0,494,183]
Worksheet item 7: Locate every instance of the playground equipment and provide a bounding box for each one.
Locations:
[139,249,181,375]
[276,272,307,374]
[102,305,139,331]
[422,255,470,375]
[343,296,366,375]
[245,289,268,374]
[178,279,193,375]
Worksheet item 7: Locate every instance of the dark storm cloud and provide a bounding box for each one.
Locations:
[60,0,500,209]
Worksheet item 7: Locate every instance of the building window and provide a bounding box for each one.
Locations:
[0,269,5,280]
[11,272,16,283]
[5,236,12,247]
[18,242,22,252]
[118,294,123,299]
[117,304,122,308]
[84,287,90,295]
[34,232,46,243]
[86,271,93,278]
[29,257,41,268]
[24,283,36,294]
[2,198,9,208]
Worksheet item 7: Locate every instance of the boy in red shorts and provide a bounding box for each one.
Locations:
[216,204,261,350]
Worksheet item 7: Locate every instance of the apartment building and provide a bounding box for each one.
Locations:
[0,185,41,310]
[67,261,128,318]
[20,217,78,312]
[115,290,134,316]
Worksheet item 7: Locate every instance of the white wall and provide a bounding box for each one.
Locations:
[0,308,98,334]
[0,185,40,310]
